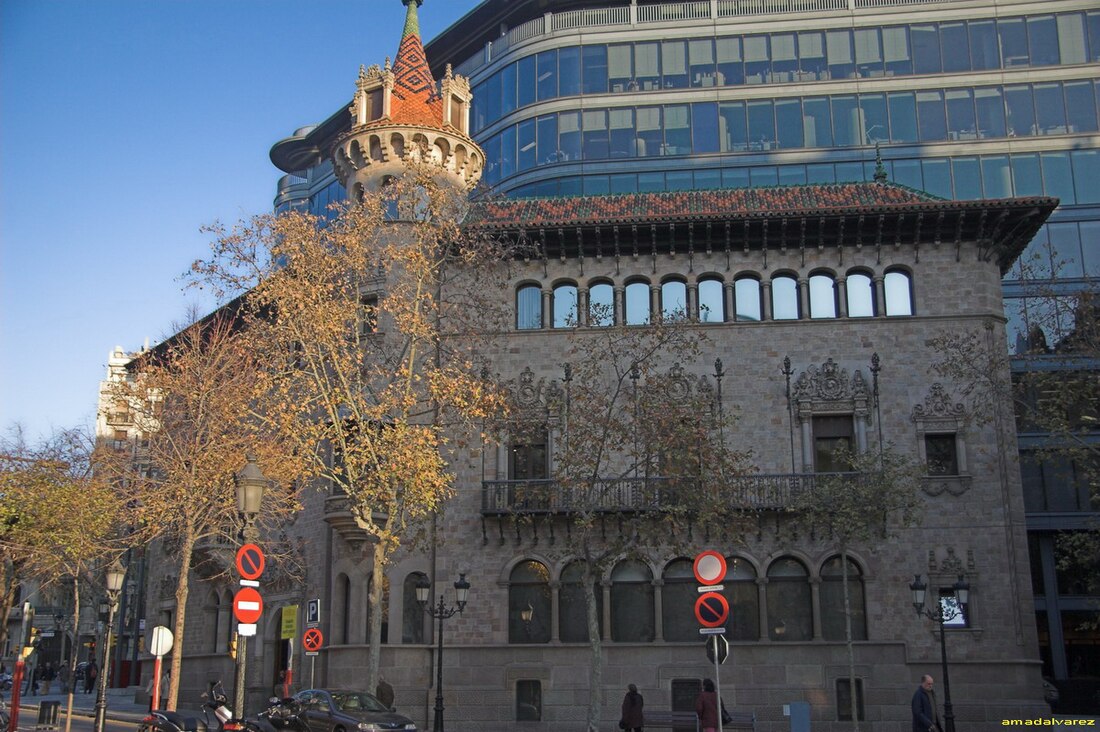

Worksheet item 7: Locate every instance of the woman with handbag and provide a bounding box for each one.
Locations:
[694,679,719,732]
[620,683,644,731]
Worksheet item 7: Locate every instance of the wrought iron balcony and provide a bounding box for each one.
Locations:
[481,473,860,516]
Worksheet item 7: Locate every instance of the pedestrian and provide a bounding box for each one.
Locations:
[911,674,942,732]
[620,683,644,731]
[694,678,719,732]
[375,676,394,709]
[24,660,37,696]
[83,660,97,694]
[41,661,55,695]
[58,660,70,694]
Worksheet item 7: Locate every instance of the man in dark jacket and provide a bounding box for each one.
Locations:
[911,674,942,732]
[620,683,644,731]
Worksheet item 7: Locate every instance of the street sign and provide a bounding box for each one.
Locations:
[281,606,298,640]
[307,599,321,627]
[706,634,729,665]
[237,623,257,637]
[699,627,726,635]
[149,626,174,657]
[233,587,263,624]
[694,591,730,628]
[302,628,324,653]
[236,544,266,581]
[693,551,727,586]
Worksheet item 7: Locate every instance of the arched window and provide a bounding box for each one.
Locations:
[662,559,698,641]
[884,269,913,315]
[771,274,800,320]
[366,573,389,644]
[808,273,837,318]
[766,557,812,641]
[402,572,427,643]
[336,573,352,644]
[846,271,875,317]
[625,281,651,325]
[553,283,578,328]
[821,556,867,641]
[734,277,762,321]
[698,278,725,323]
[589,282,614,326]
[517,284,543,330]
[208,591,221,653]
[611,559,654,641]
[559,560,603,643]
[509,561,551,643]
[721,557,759,641]
[661,280,687,321]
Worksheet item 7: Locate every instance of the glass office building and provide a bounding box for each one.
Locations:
[271,0,1100,711]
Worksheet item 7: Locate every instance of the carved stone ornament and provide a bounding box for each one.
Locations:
[516,367,542,409]
[666,363,692,401]
[941,547,964,574]
[792,358,868,401]
[920,475,973,497]
[912,383,966,420]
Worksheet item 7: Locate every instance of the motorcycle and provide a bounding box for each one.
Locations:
[0,673,12,692]
[254,696,304,732]
[139,681,243,732]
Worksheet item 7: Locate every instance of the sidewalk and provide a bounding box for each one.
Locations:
[12,687,165,724]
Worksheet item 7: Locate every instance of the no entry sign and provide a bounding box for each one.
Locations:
[302,628,324,653]
[236,543,266,581]
[234,587,263,624]
[695,591,730,628]
[693,551,727,586]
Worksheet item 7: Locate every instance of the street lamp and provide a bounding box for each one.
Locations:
[54,612,72,694]
[93,558,127,732]
[909,573,969,732]
[233,455,267,718]
[416,573,470,732]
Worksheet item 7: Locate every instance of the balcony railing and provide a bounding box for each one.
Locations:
[482,472,863,515]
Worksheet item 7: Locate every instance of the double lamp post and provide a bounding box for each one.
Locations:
[909,573,969,732]
[416,573,470,732]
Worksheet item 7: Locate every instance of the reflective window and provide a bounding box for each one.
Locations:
[663,40,689,88]
[747,99,776,150]
[501,63,517,116]
[509,561,551,643]
[975,87,1006,138]
[611,559,654,642]
[799,31,827,78]
[744,35,768,83]
[832,95,860,146]
[1012,153,1044,197]
[1028,16,1060,66]
[625,281,650,325]
[854,28,883,77]
[589,282,614,326]
[662,559,698,642]
[827,30,854,79]
[662,280,687,321]
[558,47,581,97]
[999,18,1029,67]
[559,560,602,643]
[766,558,812,641]
[1058,13,1088,65]
[716,37,744,85]
[1065,81,1099,133]
[982,156,1012,198]
[664,105,692,155]
[1035,83,1068,135]
[635,42,660,90]
[536,114,557,167]
[536,50,558,101]
[692,102,720,154]
[735,278,762,321]
[637,107,662,157]
[1042,151,1076,204]
[916,90,947,141]
[517,119,537,171]
[772,275,800,320]
[940,22,970,73]
[722,557,759,641]
[582,45,608,95]
[719,101,748,151]
[969,20,999,70]
[609,44,633,92]
[804,97,832,147]
[821,557,866,641]
[883,26,911,75]
[888,92,918,143]
[517,56,536,108]
[776,98,803,149]
[558,112,582,161]
[911,24,941,74]
[698,279,725,323]
[861,93,887,144]
[884,270,913,316]
[553,283,578,328]
[846,272,875,317]
[1005,85,1036,137]
[583,110,609,160]
[809,273,838,318]
[1074,151,1100,204]
[610,108,636,158]
[952,157,982,200]
[517,284,542,330]
[946,89,976,140]
[690,39,716,86]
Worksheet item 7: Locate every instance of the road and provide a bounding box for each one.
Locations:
[12,715,137,732]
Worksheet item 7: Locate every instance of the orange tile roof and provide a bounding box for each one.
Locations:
[387,0,444,128]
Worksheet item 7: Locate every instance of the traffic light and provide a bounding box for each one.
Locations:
[23,627,40,658]
[228,634,238,660]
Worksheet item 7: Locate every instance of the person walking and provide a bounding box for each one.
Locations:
[694,679,719,732]
[375,676,395,709]
[58,661,70,694]
[40,661,55,695]
[620,683,644,731]
[83,660,97,694]
[911,674,942,732]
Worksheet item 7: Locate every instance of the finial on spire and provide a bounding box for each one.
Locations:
[873,141,888,184]
[401,0,423,38]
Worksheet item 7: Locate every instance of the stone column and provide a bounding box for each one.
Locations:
[578,287,589,327]
[542,288,552,328]
[874,275,886,317]
[652,579,665,641]
[837,277,848,318]
[614,286,625,325]
[650,284,661,322]
[762,281,773,321]
[798,277,809,319]
[687,283,699,321]
[810,576,823,640]
[549,580,561,643]
[724,281,735,322]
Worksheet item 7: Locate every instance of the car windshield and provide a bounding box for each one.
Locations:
[331,692,388,713]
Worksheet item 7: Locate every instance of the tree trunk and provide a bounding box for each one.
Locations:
[0,557,18,653]
[170,530,196,711]
[63,579,80,732]
[366,543,387,694]
[583,553,603,732]
[841,547,859,731]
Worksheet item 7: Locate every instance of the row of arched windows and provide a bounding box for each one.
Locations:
[516,269,913,329]
[507,555,866,644]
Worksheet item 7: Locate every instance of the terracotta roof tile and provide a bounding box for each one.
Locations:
[388,0,444,128]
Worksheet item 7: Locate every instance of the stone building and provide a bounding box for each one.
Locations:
[110,1,1065,729]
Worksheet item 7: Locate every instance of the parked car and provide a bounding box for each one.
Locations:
[282,689,416,732]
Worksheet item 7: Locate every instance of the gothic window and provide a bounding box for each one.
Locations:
[517,284,543,330]
[772,274,800,320]
[722,556,760,641]
[509,560,551,643]
[402,572,427,644]
[559,560,602,643]
[366,573,389,644]
[552,282,578,328]
[846,270,875,317]
[813,415,854,472]
[698,278,725,323]
[766,557,812,641]
[611,559,654,642]
[912,383,970,495]
[820,556,867,641]
[589,281,614,326]
[884,268,914,315]
[809,272,838,318]
[662,559,698,642]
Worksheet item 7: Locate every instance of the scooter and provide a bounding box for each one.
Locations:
[139,681,242,732]
[253,696,304,732]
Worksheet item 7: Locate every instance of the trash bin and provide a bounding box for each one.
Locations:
[35,701,60,730]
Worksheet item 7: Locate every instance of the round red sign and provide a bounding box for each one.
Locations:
[302,628,324,652]
[694,591,730,628]
[693,551,727,586]
[233,587,263,624]
[236,543,266,581]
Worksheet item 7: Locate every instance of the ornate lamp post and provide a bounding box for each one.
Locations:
[909,574,969,732]
[93,558,127,732]
[233,455,267,717]
[416,573,470,732]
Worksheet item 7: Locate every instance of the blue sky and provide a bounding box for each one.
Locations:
[1,0,480,441]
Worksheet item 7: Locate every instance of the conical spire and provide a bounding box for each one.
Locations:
[388,0,441,127]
